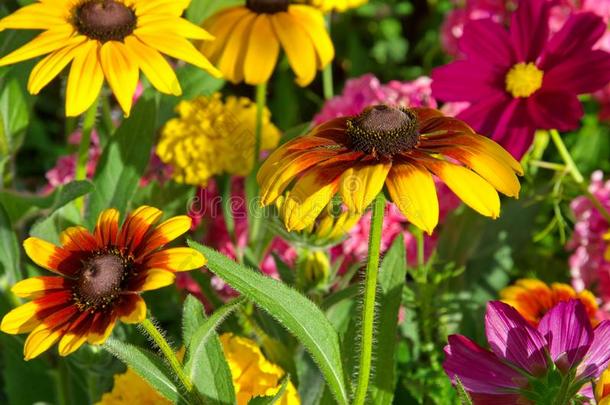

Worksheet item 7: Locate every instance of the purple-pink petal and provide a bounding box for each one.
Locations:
[543,50,610,95]
[509,0,550,62]
[469,392,524,405]
[459,19,515,67]
[526,91,583,131]
[431,61,503,103]
[538,300,593,372]
[577,321,610,380]
[485,301,548,375]
[443,334,526,394]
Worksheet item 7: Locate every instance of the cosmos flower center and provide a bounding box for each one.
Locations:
[346,105,419,157]
[246,0,290,14]
[75,253,126,309]
[74,0,137,43]
[505,62,544,98]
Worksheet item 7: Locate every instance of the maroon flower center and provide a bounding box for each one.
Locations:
[75,253,126,309]
[74,0,136,42]
[346,105,420,158]
[246,0,289,14]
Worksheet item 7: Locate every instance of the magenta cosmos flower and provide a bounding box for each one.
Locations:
[432,0,610,159]
[444,300,610,403]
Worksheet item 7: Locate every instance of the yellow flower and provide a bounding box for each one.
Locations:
[201,0,334,86]
[0,0,220,117]
[156,93,280,187]
[597,368,610,405]
[299,0,368,12]
[500,278,599,327]
[1,206,205,360]
[221,333,300,405]
[97,334,300,405]
[258,105,523,233]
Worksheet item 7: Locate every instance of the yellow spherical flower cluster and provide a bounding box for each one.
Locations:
[156,93,281,187]
[97,333,300,405]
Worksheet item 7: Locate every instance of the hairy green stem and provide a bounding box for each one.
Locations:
[140,318,203,405]
[353,193,385,405]
[322,13,334,100]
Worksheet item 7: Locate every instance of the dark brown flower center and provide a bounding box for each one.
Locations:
[74,0,136,42]
[246,0,289,13]
[75,253,126,309]
[346,105,420,158]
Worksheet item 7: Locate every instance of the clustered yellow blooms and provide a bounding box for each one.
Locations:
[97,333,300,405]
[156,93,281,187]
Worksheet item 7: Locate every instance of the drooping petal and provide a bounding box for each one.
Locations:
[443,334,526,394]
[509,0,550,62]
[0,25,75,67]
[538,300,593,372]
[99,41,140,116]
[124,36,181,96]
[577,321,610,380]
[58,312,91,357]
[143,247,206,272]
[216,12,257,84]
[1,291,72,334]
[116,294,147,324]
[11,276,68,299]
[485,301,548,375]
[23,305,78,360]
[242,15,279,85]
[289,5,334,69]
[201,7,251,63]
[65,40,104,117]
[87,311,117,345]
[385,162,439,235]
[27,38,86,94]
[339,162,391,213]
[136,15,215,40]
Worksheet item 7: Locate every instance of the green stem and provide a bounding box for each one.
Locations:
[140,318,202,405]
[56,359,71,405]
[254,82,267,167]
[100,95,115,135]
[75,101,98,182]
[353,193,385,405]
[322,13,334,100]
[549,129,610,223]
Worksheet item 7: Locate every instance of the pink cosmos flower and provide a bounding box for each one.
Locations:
[313,74,437,124]
[444,300,610,403]
[432,0,610,159]
[568,171,610,307]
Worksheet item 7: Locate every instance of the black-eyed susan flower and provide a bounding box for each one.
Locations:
[500,278,599,327]
[1,206,205,360]
[201,0,334,86]
[0,0,220,117]
[156,93,280,187]
[258,105,523,234]
[97,333,300,405]
[299,0,367,12]
[596,368,610,405]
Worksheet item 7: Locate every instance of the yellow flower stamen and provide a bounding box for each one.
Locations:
[505,62,544,98]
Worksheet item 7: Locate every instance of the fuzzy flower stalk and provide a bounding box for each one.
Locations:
[444,300,610,403]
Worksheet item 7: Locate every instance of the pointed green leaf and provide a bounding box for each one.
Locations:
[0,202,21,284]
[247,375,290,405]
[188,241,349,405]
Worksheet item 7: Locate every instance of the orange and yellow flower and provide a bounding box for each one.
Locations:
[258,105,523,233]
[1,206,205,360]
[500,278,599,327]
[201,0,333,86]
[596,367,610,405]
[0,0,220,117]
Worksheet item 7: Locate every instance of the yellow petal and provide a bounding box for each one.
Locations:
[134,31,221,77]
[94,208,120,247]
[23,237,71,274]
[1,302,42,334]
[289,5,334,69]
[118,295,147,324]
[99,41,139,117]
[11,276,66,299]
[124,36,181,96]
[339,162,391,213]
[140,216,192,255]
[24,324,62,360]
[87,314,116,345]
[65,40,104,117]
[0,25,74,67]
[0,3,67,31]
[270,12,317,86]
[201,7,251,62]
[428,160,501,219]
[138,269,176,291]
[216,12,257,83]
[137,15,215,40]
[58,332,87,357]
[243,15,280,85]
[133,0,189,17]
[386,162,439,235]
[145,247,207,272]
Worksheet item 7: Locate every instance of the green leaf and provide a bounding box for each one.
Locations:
[455,377,474,405]
[370,235,407,404]
[188,241,349,405]
[87,94,157,225]
[0,201,22,284]
[103,337,185,403]
[247,375,290,405]
[186,0,242,24]
[182,295,237,405]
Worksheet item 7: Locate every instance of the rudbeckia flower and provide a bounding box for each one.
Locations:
[0,0,220,117]
[500,278,599,327]
[444,300,610,404]
[1,206,205,360]
[431,0,610,159]
[156,93,281,187]
[201,0,334,86]
[257,104,523,234]
[596,368,610,405]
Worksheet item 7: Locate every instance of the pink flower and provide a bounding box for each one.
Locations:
[313,74,436,124]
[45,130,101,191]
[444,300,610,403]
[568,171,610,302]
